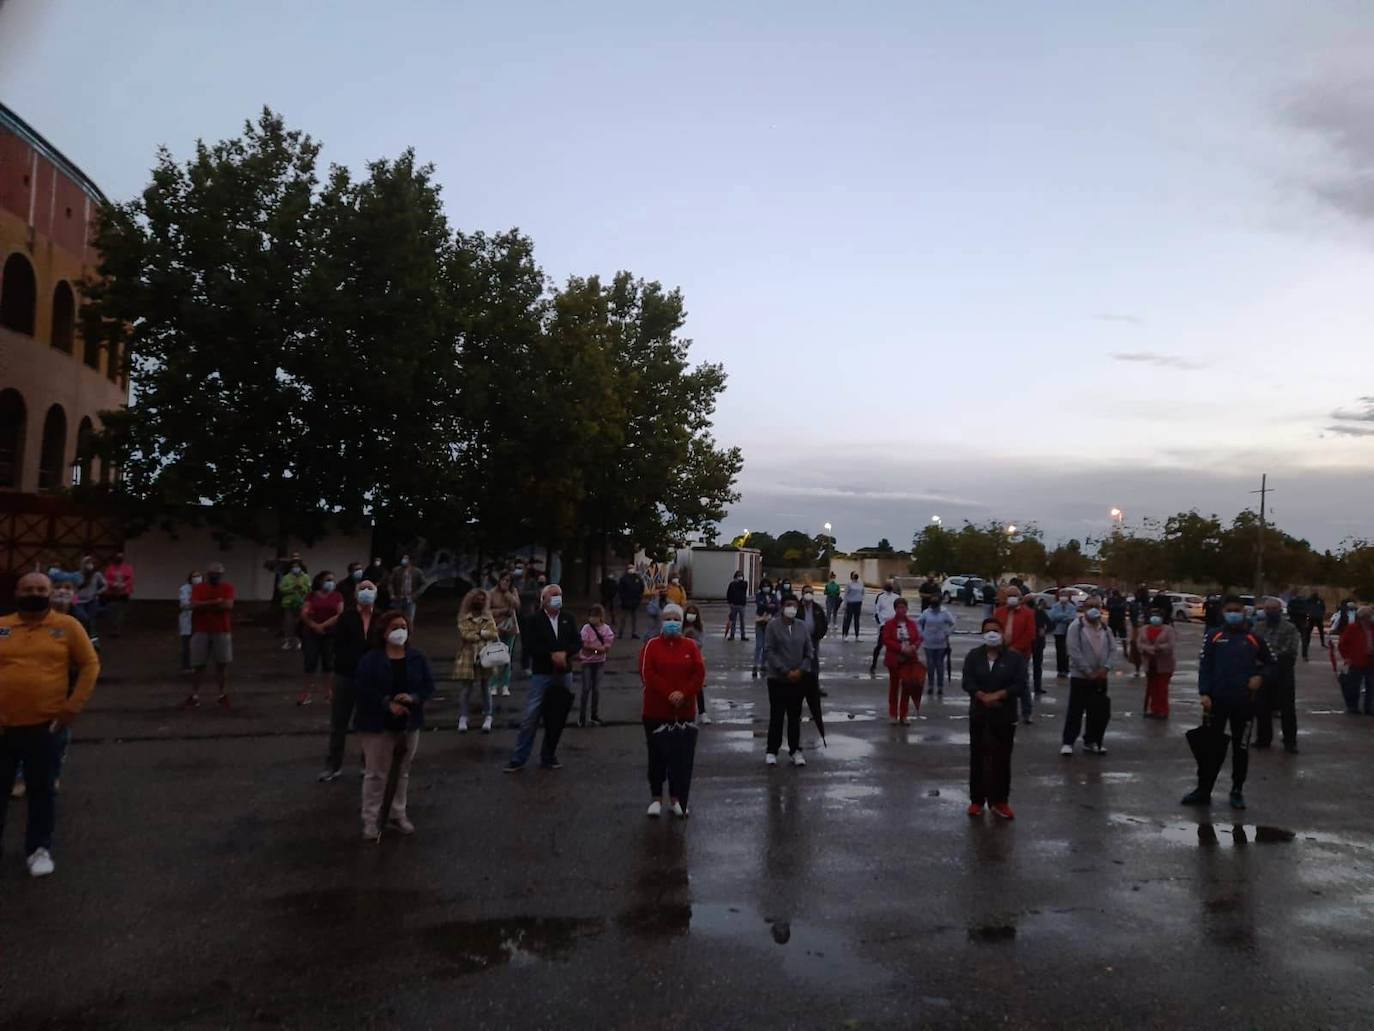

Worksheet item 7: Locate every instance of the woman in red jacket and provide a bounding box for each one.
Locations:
[640,603,706,818]
[1135,603,1176,718]
[881,597,925,724]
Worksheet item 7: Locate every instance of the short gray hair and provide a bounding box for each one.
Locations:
[661,603,684,620]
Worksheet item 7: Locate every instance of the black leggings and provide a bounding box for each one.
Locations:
[644,720,698,806]
[842,601,863,637]
[766,678,805,754]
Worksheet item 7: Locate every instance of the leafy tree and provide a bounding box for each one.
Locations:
[1160,511,1224,586]
[1044,539,1089,584]
[912,524,958,573]
[1097,531,1163,586]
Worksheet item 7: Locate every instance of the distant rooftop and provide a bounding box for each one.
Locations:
[0,102,108,206]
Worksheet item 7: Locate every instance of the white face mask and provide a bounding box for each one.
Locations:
[782,606,798,619]
[685,613,697,623]
[356,588,377,605]
[387,627,409,646]
[1006,597,1020,608]
[983,631,1004,647]
[190,575,203,585]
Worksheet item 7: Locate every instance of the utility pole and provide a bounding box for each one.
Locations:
[1249,474,1271,597]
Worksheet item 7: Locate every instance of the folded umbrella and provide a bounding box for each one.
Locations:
[1185,715,1229,786]
[804,674,827,746]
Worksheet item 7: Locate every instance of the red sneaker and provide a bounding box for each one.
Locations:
[966,803,984,817]
[991,803,1015,820]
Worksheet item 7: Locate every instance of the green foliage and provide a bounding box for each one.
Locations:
[912,524,958,574]
[82,109,741,559]
[1044,539,1089,584]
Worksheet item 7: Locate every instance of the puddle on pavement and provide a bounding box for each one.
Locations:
[1106,814,1298,847]
[967,920,1017,943]
[687,903,883,982]
[420,917,606,974]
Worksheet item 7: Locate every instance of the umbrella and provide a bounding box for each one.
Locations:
[1185,716,1229,787]
[804,674,827,746]
[377,731,408,843]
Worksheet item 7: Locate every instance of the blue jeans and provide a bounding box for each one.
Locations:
[753,630,767,669]
[727,605,747,639]
[509,673,573,767]
[925,647,948,688]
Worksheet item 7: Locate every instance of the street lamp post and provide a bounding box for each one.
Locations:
[1110,507,1124,530]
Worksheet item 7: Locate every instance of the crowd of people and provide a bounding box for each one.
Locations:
[4,553,1374,878]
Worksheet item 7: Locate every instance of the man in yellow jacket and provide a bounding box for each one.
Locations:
[0,572,100,878]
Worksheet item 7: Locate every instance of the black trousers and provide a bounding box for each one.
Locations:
[842,601,863,637]
[0,724,59,855]
[326,673,358,771]
[540,685,574,765]
[1062,677,1111,746]
[644,719,698,805]
[1032,637,1046,693]
[1255,657,1297,748]
[1198,701,1253,794]
[1299,621,1315,659]
[1054,635,1069,676]
[766,678,805,755]
[969,708,1016,805]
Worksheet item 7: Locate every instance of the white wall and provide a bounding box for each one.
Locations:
[126,523,374,601]
[673,547,761,599]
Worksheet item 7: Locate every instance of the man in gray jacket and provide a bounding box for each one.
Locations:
[763,596,815,767]
[1255,597,1300,752]
[1061,597,1116,756]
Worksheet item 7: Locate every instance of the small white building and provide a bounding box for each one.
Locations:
[671,545,761,600]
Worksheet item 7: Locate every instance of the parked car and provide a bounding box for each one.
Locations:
[940,575,985,605]
[1070,583,1102,598]
[1032,586,1089,607]
[1158,591,1205,623]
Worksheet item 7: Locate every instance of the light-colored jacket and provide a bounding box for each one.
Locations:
[1067,618,1116,678]
[178,582,194,636]
[843,580,865,604]
[454,612,499,681]
[917,608,956,649]
[874,590,899,625]
[1136,623,1177,674]
[1048,601,1077,636]
[763,616,814,677]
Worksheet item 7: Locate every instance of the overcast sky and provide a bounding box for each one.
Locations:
[3,0,1373,550]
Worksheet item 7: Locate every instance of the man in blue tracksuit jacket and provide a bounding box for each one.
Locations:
[1182,595,1275,810]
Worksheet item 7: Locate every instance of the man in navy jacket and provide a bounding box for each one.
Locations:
[1183,596,1275,810]
[505,584,581,772]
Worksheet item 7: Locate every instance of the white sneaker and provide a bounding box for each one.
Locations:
[26,848,54,878]
[792,751,806,767]
[647,800,662,818]
[765,753,778,766]
[700,712,713,725]
[1093,744,1108,755]
[500,686,511,696]
[458,716,469,733]
[1060,744,1074,757]
[280,640,292,651]
[671,801,687,818]
[481,715,493,734]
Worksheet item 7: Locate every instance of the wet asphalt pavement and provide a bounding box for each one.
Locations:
[3,600,1374,1030]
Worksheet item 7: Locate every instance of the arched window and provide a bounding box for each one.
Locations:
[0,253,38,336]
[37,404,67,491]
[51,281,75,353]
[74,416,95,486]
[0,389,26,489]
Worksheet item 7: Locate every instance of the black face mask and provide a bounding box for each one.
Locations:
[16,595,51,614]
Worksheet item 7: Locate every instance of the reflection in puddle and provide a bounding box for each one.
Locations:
[687,903,884,982]
[420,917,605,974]
[1106,814,1298,847]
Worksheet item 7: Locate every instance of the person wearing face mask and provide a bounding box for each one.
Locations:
[1307,591,1327,651]
[842,571,866,640]
[278,560,311,651]
[881,597,925,724]
[320,580,379,781]
[185,563,235,709]
[617,565,646,639]
[640,603,706,817]
[337,562,364,609]
[1254,597,1300,751]
[361,556,389,607]
[994,588,1038,724]
[388,555,424,627]
[665,574,687,609]
[297,571,344,707]
[1337,605,1374,716]
[1061,597,1116,756]
[797,587,829,695]
[505,584,581,772]
[962,618,1027,820]
[825,571,844,625]
[870,580,901,676]
[752,580,779,679]
[1048,592,1078,679]
[725,571,750,641]
[455,588,501,734]
[178,570,201,672]
[72,556,106,629]
[0,573,101,878]
[763,594,815,765]
[1184,596,1275,809]
[101,551,135,637]
[917,596,956,698]
[577,604,617,728]
[1135,604,1176,719]
[353,612,434,839]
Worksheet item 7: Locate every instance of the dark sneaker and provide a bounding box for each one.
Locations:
[1229,790,1246,810]
[541,759,563,770]
[502,762,524,774]
[1181,789,1210,806]
[1283,743,1300,754]
[317,768,342,783]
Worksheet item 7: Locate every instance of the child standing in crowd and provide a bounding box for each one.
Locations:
[1136,604,1176,718]
[578,604,615,727]
[682,603,711,724]
[178,570,200,672]
[455,588,499,733]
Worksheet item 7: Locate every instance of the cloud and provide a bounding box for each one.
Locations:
[1094,313,1144,326]
[1110,351,1206,371]
[1325,424,1374,437]
[1331,397,1374,423]
[1282,74,1374,221]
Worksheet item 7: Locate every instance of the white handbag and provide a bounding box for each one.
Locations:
[478,641,512,669]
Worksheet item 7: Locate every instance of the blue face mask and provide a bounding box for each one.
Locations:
[661,620,682,636]
[1224,611,1245,626]
[1149,615,1163,626]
